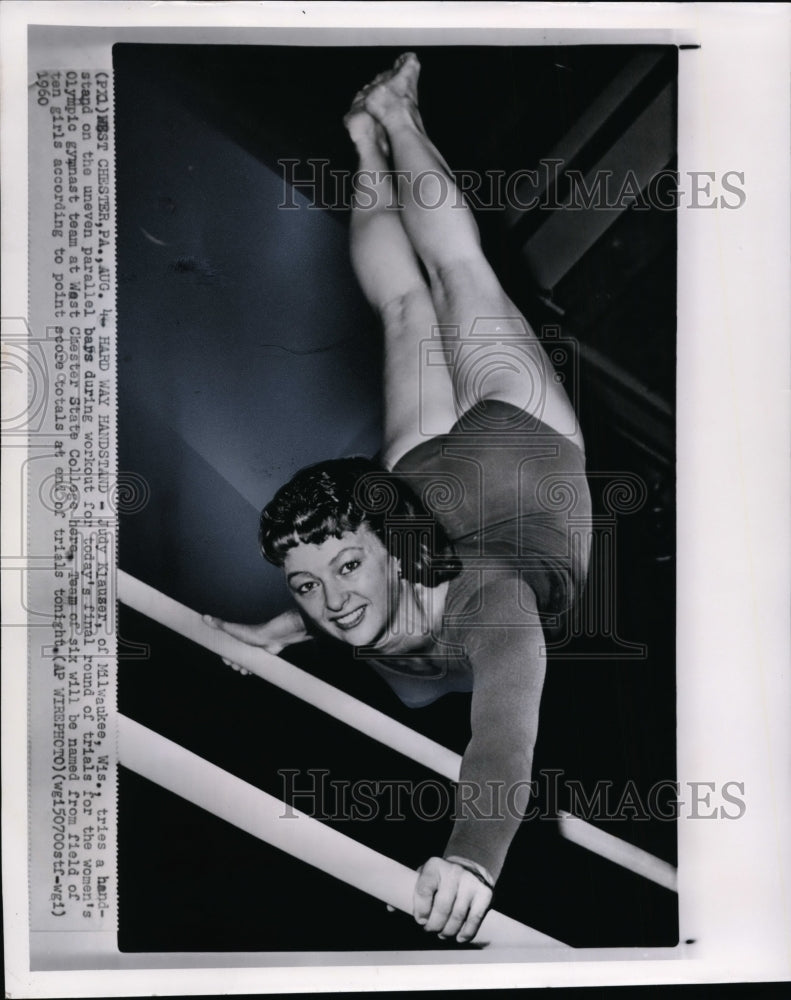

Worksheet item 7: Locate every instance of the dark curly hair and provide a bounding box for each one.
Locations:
[259,457,461,588]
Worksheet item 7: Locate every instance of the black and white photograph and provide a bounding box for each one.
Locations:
[2,2,790,995]
[115,41,679,954]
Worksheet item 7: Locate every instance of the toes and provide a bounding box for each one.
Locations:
[356,53,421,125]
[395,51,419,68]
[393,52,420,92]
[361,58,411,98]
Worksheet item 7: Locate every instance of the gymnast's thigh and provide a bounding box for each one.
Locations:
[379,286,459,470]
[428,256,584,453]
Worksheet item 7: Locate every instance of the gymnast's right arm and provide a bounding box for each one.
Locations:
[202,609,310,674]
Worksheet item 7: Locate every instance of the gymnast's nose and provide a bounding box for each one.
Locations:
[324,580,349,613]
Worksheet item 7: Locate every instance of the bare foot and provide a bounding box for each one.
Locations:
[344,97,391,159]
[360,52,423,128]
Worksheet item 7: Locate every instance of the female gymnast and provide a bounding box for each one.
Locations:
[205,53,591,944]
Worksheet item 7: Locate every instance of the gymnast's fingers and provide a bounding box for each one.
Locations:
[202,614,278,653]
[437,880,477,940]
[221,657,249,676]
[418,860,460,934]
[412,859,439,926]
[455,890,492,944]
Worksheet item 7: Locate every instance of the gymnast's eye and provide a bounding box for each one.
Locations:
[295,580,318,596]
[340,559,360,575]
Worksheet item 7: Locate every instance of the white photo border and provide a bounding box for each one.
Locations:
[2,1,789,995]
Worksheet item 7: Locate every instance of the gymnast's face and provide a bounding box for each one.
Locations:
[283,524,401,647]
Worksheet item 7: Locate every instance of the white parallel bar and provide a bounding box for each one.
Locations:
[118,570,678,893]
[558,810,678,894]
[118,715,565,949]
[117,569,461,781]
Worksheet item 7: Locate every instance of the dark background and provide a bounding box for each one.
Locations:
[115,43,677,952]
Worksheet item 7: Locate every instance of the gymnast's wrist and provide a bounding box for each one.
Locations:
[444,854,496,890]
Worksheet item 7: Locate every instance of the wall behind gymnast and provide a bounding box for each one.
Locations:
[115,48,382,622]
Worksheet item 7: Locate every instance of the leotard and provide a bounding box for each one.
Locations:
[368,399,591,878]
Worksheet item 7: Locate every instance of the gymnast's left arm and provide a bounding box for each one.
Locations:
[412,578,546,942]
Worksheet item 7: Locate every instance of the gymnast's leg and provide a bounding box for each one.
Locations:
[345,100,457,470]
[362,54,584,452]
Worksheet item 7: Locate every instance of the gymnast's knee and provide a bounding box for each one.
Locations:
[427,254,502,309]
[378,283,434,325]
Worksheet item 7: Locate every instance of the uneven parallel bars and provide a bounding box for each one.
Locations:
[118,569,460,779]
[118,570,678,893]
[557,811,678,893]
[118,715,566,949]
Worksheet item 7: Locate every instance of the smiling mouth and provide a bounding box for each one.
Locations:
[332,606,367,631]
